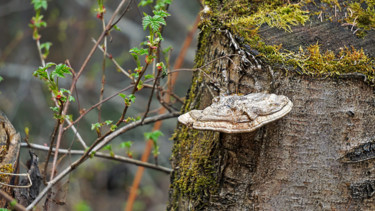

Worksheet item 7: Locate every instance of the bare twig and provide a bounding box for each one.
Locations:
[0,172,32,188]
[20,143,172,174]
[92,38,132,79]
[36,39,46,67]
[141,69,162,124]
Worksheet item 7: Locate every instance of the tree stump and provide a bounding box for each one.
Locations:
[0,111,21,207]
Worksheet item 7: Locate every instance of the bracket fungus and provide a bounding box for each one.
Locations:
[178,93,293,133]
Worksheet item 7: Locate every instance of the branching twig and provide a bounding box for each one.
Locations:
[25,111,179,210]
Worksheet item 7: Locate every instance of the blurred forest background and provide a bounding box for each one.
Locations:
[0,0,200,210]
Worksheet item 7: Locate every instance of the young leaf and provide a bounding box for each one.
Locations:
[144,130,164,142]
[153,10,170,18]
[119,93,127,99]
[120,141,132,149]
[91,122,101,131]
[52,64,71,78]
[68,96,75,102]
[144,74,154,79]
[103,145,112,151]
[50,106,59,112]
[138,0,153,7]
[104,120,113,125]
[128,94,136,103]
[31,0,48,10]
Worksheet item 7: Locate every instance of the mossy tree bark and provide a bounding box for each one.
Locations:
[168,0,375,210]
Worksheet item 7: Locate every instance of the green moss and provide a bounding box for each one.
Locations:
[169,25,221,209]
[229,3,310,32]
[345,1,375,32]
[0,164,13,183]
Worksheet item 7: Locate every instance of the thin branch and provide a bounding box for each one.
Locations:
[92,38,133,79]
[141,70,162,124]
[25,112,178,210]
[97,17,108,137]
[36,39,45,67]
[20,143,172,174]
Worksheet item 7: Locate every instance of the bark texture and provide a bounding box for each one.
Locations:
[169,0,375,210]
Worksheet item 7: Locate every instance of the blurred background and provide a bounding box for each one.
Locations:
[0,0,200,210]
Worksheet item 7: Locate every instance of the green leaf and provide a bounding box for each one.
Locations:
[103,145,112,151]
[69,96,75,102]
[144,74,154,79]
[52,64,71,78]
[153,10,170,18]
[31,0,47,10]
[120,141,132,148]
[113,24,121,31]
[144,130,164,142]
[110,124,117,131]
[129,47,148,55]
[138,0,153,7]
[143,15,166,32]
[50,106,59,112]
[91,122,101,130]
[40,42,52,51]
[118,93,127,99]
[60,88,70,94]
[128,94,136,102]
[104,120,113,125]
[137,80,143,90]
[142,15,152,31]
[0,208,11,211]
[0,76,3,82]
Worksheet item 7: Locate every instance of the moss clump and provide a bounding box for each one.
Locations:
[250,40,375,82]
[344,2,375,32]
[229,3,310,32]
[0,164,13,183]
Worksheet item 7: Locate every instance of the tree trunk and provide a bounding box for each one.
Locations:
[0,112,21,208]
[168,0,375,210]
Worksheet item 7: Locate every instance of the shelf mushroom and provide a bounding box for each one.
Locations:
[178,93,293,133]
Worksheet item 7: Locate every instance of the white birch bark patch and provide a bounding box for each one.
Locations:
[178,93,293,133]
